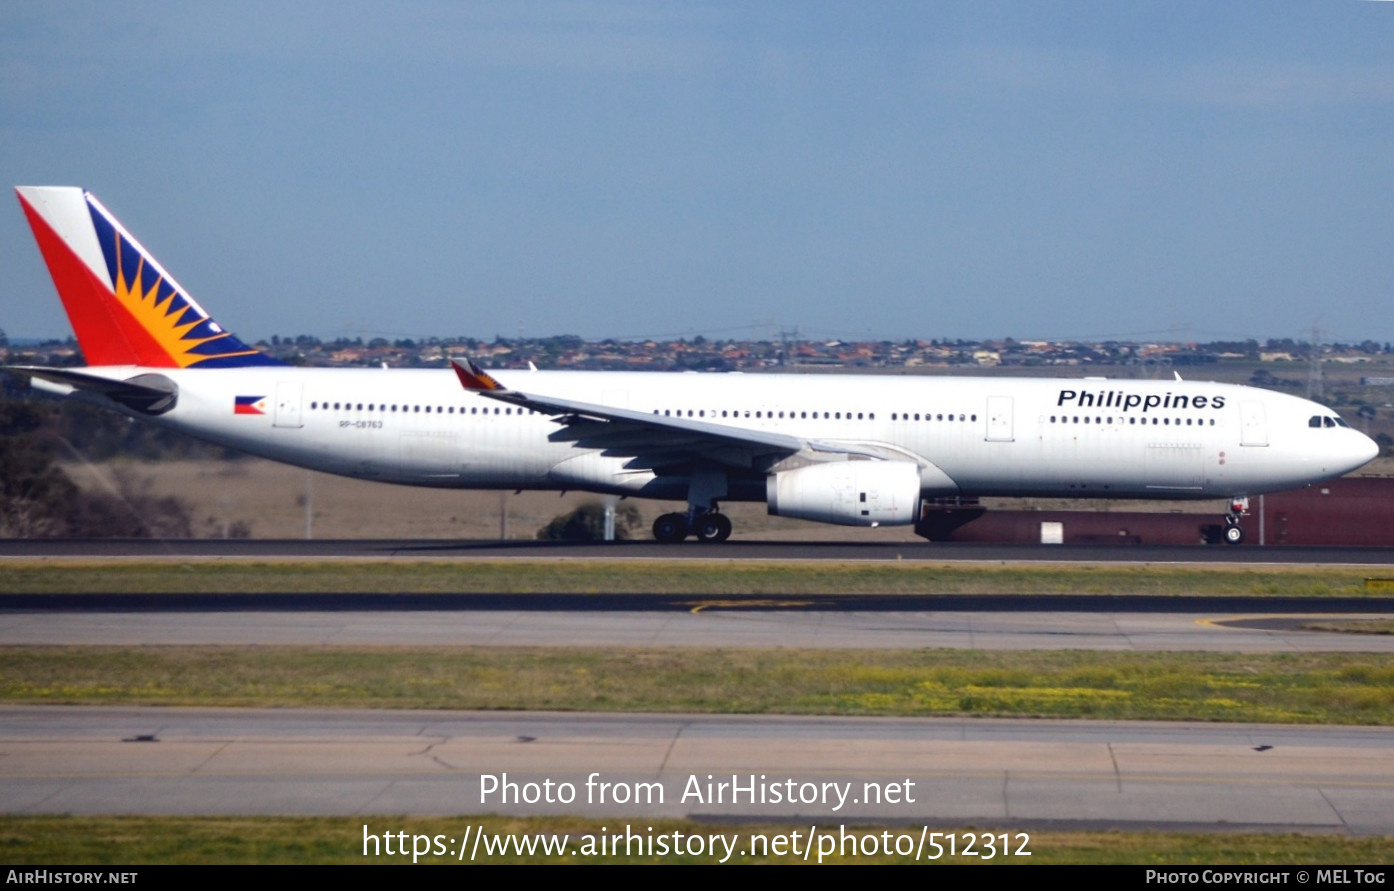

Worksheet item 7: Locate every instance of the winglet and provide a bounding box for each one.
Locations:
[450,357,505,391]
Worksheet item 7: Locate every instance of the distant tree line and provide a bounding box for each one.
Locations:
[0,397,195,538]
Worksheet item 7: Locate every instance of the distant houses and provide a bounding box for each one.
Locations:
[3,332,1391,375]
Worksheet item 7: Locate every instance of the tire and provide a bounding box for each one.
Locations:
[695,513,733,543]
[653,513,689,543]
[1223,523,1245,545]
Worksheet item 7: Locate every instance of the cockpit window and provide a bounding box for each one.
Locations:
[1311,415,1352,429]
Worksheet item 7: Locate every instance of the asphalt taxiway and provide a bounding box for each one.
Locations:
[5,606,1394,651]
[5,538,1394,563]
[3,706,1391,834]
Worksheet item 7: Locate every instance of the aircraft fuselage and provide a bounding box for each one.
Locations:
[55,365,1375,504]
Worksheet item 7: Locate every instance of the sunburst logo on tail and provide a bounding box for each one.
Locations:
[86,195,282,368]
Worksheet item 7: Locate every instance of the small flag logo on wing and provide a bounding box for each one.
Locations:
[234,395,268,415]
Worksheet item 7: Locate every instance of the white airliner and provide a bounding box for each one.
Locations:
[8,186,1380,544]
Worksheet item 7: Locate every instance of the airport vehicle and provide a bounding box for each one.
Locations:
[8,186,1380,543]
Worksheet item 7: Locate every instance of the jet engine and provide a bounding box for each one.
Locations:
[766,460,922,526]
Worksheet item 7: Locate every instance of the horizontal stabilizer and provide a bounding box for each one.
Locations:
[4,365,178,415]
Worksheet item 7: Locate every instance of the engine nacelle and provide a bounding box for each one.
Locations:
[766,460,922,527]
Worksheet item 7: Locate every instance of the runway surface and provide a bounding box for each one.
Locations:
[3,706,1390,834]
[6,544,1391,837]
[5,538,1394,564]
[6,608,1394,651]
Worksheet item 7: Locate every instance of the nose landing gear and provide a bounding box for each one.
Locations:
[1221,497,1250,545]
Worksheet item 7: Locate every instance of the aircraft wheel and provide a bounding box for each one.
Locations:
[695,513,732,543]
[1223,523,1245,545]
[653,513,690,543]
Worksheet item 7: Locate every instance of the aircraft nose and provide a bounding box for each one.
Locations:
[1348,431,1380,471]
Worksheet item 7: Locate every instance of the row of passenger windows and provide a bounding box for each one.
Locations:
[306,400,1246,431]
[892,412,974,422]
[309,400,535,416]
[655,409,978,422]
[312,400,975,422]
[658,408,883,421]
[1050,415,1216,427]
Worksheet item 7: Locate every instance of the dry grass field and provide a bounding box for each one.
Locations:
[59,455,1394,542]
[59,458,926,541]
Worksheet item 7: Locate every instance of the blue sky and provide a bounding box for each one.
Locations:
[4,2,1393,344]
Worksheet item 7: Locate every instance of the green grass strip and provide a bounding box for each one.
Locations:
[4,647,1393,724]
[0,816,1388,865]
[0,560,1386,596]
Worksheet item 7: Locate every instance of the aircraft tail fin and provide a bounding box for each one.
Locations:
[15,186,283,368]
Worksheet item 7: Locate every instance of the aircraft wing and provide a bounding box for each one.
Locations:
[450,358,886,468]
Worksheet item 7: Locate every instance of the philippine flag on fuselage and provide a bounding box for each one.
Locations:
[234,395,267,415]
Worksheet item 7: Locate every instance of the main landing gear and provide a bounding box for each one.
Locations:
[1221,497,1250,545]
[652,509,732,543]
[654,465,733,543]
